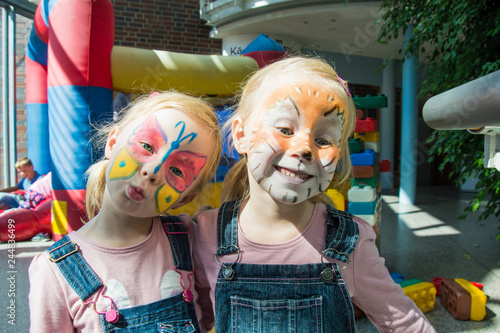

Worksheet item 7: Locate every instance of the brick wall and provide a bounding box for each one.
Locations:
[113,0,222,54]
[0,0,221,188]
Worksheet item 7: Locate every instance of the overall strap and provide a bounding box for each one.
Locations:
[46,235,103,301]
[215,199,241,256]
[161,216,193,272]
[323,205,360,263]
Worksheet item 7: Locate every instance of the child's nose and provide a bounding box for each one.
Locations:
[141,164,160,184]
[289,134,314,162]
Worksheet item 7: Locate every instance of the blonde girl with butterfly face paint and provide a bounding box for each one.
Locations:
[29,91,221,332]
[192,58,435,333]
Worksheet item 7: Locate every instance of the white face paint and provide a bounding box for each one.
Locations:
[242,84,346,204]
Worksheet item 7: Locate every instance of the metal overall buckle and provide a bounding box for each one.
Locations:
[214,245,240,281]
[320,248,351,283]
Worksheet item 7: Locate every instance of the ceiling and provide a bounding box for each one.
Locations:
[205,1,403,60]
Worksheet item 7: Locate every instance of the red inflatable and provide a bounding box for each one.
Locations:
[0,200,52,242]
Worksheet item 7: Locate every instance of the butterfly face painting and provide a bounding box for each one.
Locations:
[107,111,209,215]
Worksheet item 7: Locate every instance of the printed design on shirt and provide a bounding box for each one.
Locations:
[104,278,131,309]
[100,270,184,310]
[160,270,184,299]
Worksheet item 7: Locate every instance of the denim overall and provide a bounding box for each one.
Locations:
[46,216,201,332]
[214,199,360,333]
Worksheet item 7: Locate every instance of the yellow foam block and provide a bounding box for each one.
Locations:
[403,282,436,313]
[325,189,345,211]
[455,278,487,321]
[354,131,379,142]
[169,182,223,216]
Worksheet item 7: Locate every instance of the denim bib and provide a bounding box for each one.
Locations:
[46,216,201,332]
[214,199,360,333]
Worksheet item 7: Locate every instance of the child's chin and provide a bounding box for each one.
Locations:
[270,191,309,205]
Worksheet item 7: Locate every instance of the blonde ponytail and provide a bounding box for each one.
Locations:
[85,160,108,220]
[220,159,249,203]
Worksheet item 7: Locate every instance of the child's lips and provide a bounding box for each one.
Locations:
[127,186,144,201]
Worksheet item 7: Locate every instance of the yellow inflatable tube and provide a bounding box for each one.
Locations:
[111,46,259,96]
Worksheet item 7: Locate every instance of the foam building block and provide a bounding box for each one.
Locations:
[353,200,381,227]
[440,278,472,321]
[354,131,379,142]
[348,200,377,215]
[353,94,388,109]
[353,164,378,178]
[324,189,345,211]
[399,279,422,288]
[348,138,364,154]
[390,273,405,284]
[355,117,378,132]
[353,94,387,109]
[351,149,376,166]
[363,141,380,152]
[379,159,391,172]
[403,282,437,313]
[348,186,376,202]
[455,278,487,321]
[351,176,378,188]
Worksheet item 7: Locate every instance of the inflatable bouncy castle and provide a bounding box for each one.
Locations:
[6,0,285,242]
[25,0,114,241]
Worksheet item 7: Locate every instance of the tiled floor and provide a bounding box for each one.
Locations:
[1,186,499,332]
[356,186,500,332]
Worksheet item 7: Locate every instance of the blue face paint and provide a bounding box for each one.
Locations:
[153,121,197,174]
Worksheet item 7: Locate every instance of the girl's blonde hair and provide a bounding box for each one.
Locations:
[221,56,355,204]
[86,91,222,219]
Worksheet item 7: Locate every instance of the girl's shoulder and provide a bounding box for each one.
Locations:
[29,231,79,279]
[193,207,220,224]
[321,203,376,240]
[191,207,220,237]
[162,213,192,226]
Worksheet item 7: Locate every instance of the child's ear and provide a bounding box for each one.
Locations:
[171,192,197,210]
[232,118,247,154]
[104,127,119,159]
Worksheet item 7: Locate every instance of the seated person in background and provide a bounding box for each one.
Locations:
[0,173,53,242]
[0,157,43,210]
[19,172,52,211]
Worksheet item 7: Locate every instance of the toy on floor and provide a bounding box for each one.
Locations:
[396,275,488,321]
[431,276,484,295]
[400,281,437,313]
[442,278,487,321]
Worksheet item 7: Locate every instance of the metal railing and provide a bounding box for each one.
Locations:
[199,0,344,26]
[0,0,36,186]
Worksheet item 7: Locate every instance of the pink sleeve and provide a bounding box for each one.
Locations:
[29,252,74,332]
[351,218,435,333]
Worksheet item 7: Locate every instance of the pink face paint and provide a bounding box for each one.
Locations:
[164,150,207,192]
[126,116,168,164]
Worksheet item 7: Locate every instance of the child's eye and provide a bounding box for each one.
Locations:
[278,127,293,136]
[141,142,154,153]
[169,166,184,177]
[315,138,331,146]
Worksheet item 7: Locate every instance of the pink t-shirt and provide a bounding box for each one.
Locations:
[193,203,436,333]
[29,215,205,332]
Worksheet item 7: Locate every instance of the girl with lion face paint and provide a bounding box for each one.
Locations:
[192,57,435,333]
